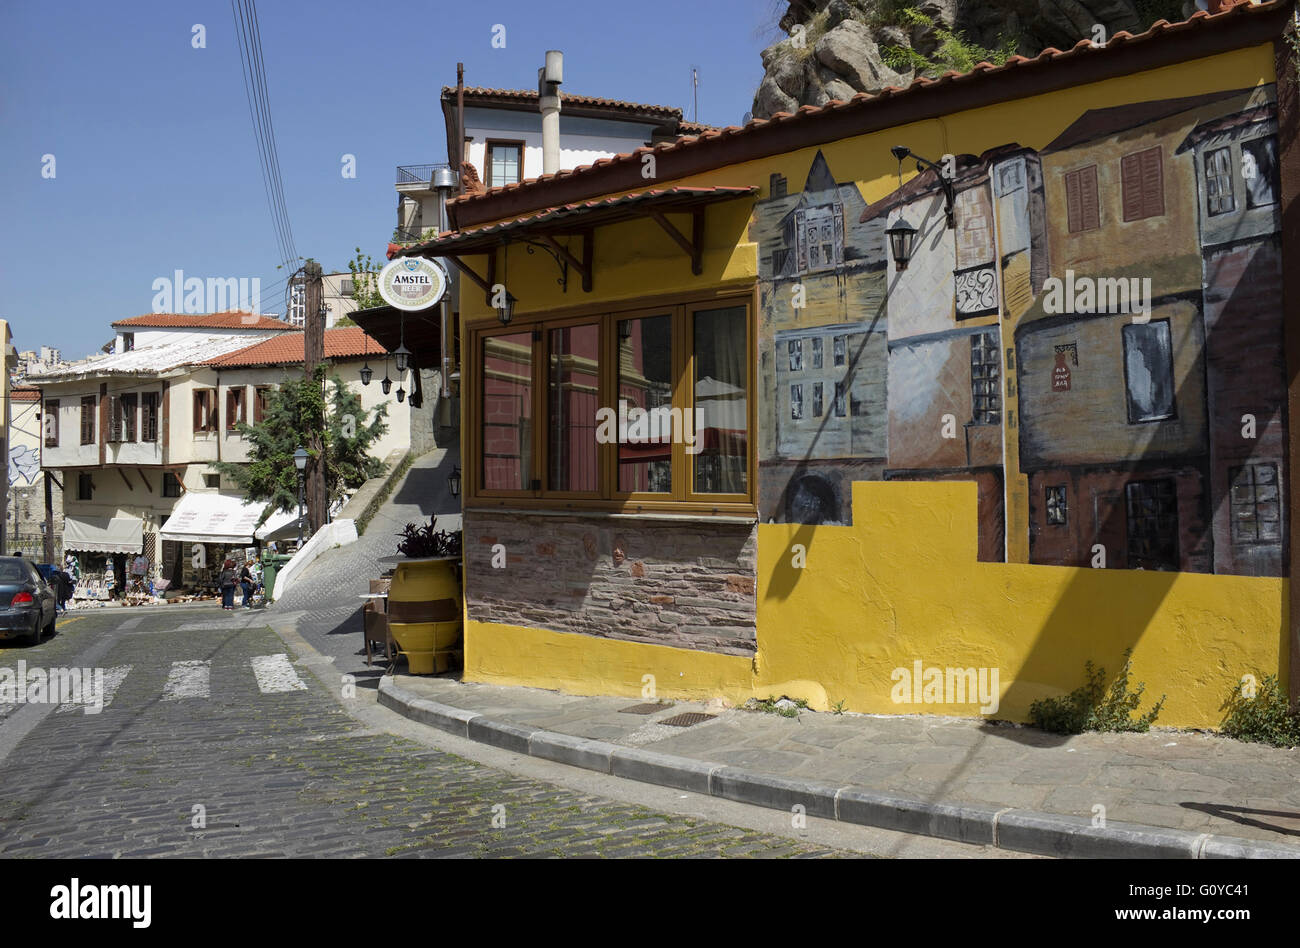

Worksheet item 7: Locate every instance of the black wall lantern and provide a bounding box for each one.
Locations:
[359,331,373,385]
[396,386,405,403]
[394,313,410,373]
[381,357,392,395]
[447,465,461,497]
[496,240,516,325]
[886,218,919,272]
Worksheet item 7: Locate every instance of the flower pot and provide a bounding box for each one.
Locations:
[387,556,463,675]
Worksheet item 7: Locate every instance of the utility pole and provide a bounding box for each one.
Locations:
[43,473,54,563]
[303,260,327,535]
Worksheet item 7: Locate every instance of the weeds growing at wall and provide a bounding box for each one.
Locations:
[1220,674,1300,748]
[1029,649,1166,734]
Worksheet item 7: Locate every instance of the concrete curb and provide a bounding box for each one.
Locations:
[376,677,1300,860]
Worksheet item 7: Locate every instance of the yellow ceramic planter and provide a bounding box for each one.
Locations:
[387,557,463,674]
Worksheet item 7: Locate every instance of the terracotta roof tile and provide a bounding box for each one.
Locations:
[111,312,296,330]
[441,0,1285,224]
[10,387,41,401]
[204,327,377,368]
[443,85,693,120]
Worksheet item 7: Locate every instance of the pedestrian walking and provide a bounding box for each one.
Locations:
[53,568,74,613]
[218,558,238,610]
[239,559,256,608]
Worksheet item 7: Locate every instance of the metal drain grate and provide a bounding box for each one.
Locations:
[659,712,716,728]
[619,702,673,715]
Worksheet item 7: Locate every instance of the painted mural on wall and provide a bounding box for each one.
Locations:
[753,84,1285,577]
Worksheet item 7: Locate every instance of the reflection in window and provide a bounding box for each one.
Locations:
[548,324,599,492]
[617,315,672,493]
[482,332,534,490]
[694,305,747,495]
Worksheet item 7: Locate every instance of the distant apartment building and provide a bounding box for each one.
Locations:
[285,273,368,329]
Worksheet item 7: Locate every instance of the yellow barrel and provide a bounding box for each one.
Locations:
[387,558,463,674]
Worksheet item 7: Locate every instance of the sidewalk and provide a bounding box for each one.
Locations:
[378,672,1300,858]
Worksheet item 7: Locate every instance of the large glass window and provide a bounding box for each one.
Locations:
[481,332,535,491]
[617,314,672,494]
[692,304,748,496]
[547,323,599,492]
[471,295,753,512]
[486,141,523,188]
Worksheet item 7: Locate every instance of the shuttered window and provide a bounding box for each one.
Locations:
[1064,165,1099,233]
[121,393,137,443]
[108,395,122,442]
[226,387,245,430]
[80,396,96,445]
[141,393,159,442]
[193,389,216,433]
[1121,147,1164,222]
[44,400,59,447]
[254,386,270,424]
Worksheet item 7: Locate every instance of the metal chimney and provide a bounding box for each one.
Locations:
[539,50,563,176]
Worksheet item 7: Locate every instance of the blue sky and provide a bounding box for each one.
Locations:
[0,0,778,359]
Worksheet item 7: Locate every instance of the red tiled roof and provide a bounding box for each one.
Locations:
[445,2,1287,225]
[111,312,296,330]
[444,86,694,121]
[10,387,41,401]
[203,327,377,368]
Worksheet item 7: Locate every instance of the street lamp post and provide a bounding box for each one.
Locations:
[294,447,309,547]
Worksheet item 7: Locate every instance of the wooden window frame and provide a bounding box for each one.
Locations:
[226,386,246,431]
[162,471,183,498]
[79,396,96,445]
[484,139,524,188]
[465,286,757,517]
[121,393,137,443]
[254,386,271,424]
[141,392,159,442]
[44,400,59,448]
[77,472,94,501]
[193,388,217,434]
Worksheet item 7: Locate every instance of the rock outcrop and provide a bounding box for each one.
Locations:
[753,0,1200,119]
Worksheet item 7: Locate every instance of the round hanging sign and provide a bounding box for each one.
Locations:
[377,256,448,311]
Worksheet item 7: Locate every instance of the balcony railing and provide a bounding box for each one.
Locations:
[396,163,451,185]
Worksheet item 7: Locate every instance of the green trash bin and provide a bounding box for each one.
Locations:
[261,551,295,603]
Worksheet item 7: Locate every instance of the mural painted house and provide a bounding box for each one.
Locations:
[388,1,1300,728]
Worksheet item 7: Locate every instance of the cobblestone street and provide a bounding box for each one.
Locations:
[0,607,848,858]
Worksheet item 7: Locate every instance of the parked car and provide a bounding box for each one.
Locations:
[0,556,57,645]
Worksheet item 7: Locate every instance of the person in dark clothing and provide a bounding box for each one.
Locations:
[53,569,74,613]
[238,560,256,608]
[218,559,238,610]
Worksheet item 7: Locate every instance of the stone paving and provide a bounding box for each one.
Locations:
[390,675,1300,847]
[0,610,849,858]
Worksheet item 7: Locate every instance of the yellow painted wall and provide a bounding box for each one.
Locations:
[467,479,1286,728]
[460,43,1286,730]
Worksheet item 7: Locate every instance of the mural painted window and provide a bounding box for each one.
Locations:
[1064,165,1100,233]
[141,393,159,443]
[970,332,1001,426]
[833,335,846,367]
[481,331,535,491]
[1046,486,1067,525]
[811,337,823,369]
[812,382,824,418]
[547,323,600,493]
[1122,320,1175,423]
[43,400,59,447]
[1121,147,1165,222]
[1125,478,1179,570]
[1205,146,1235,216]
[787,339,803,371]
[1229,463,1281,545]
[794,204,844,274]
[80,396,95,445]
[1242,136,1278,209]
[833,381,846,418]
[790,384,803,420]
[617,314,672,494]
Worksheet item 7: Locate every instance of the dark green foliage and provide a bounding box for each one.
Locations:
[1029,649,1166,734]
[396,516,462,558]
[214,364,387,525]
[1220,674,1300,748]
[880,7,1018,78]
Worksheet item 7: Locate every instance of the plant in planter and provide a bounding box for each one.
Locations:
[396,516,462,559]
[386,516,464,675]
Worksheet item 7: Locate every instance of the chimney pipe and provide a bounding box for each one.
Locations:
[539,50,563,176]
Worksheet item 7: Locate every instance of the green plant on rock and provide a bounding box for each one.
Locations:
[881,7,1018,78]
[1220,673,1300,748]
[1029,649,1166,735]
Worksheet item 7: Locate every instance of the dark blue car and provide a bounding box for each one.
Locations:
[0,556,57,645]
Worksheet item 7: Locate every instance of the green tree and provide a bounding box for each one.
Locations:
[347,247,384,310]
[214,364,388,524]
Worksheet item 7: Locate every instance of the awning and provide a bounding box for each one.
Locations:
[254,508,302,542]
[63,516,143,555]
[159,492,269,545]
[350,304,441,375]
[387,186,758,300]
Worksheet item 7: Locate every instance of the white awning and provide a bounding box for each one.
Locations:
[159,492,270,545]
[63,516,144,554]
[254,508,301,541]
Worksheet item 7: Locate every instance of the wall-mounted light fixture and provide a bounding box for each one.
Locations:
[890,145,955,228]
[394,313,410,373]
[447,465,461,498]
[886,217,919,272]
[360,331,373,385]
[496,240,516,325]
[381,357,392,395]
